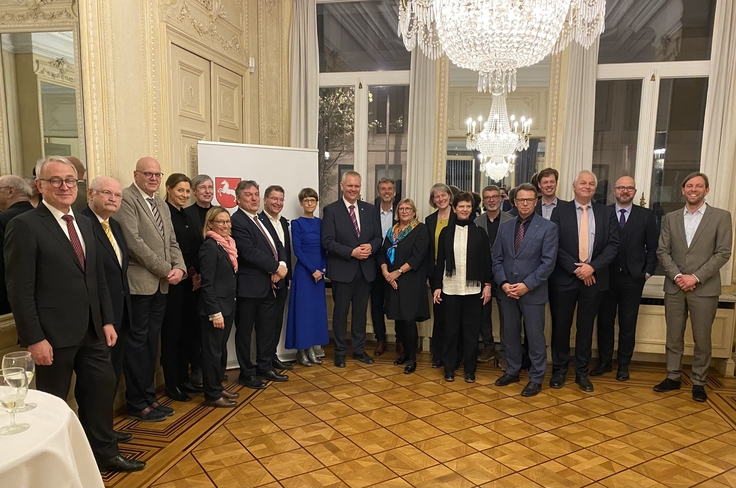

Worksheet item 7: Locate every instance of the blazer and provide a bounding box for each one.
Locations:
[658,205,732,297]
[425,209,456,278]
[198,237,237,317]
[5,204,115,347]
[474,211,514,253]
[231,207,287,298]
[549,200,620,291]
[492,213,559,305]
[321,199,382,283]
[183,203,208,240]
[80,206,133,331]
[116,184,186,295]
[258,211,292,283]
[0,200,34,314]
[433,223,492,292]
[608,204,659,281]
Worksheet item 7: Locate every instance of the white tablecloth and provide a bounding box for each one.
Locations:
[0,389,104,488]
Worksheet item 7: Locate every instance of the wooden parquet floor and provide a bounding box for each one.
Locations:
[104,346,736,488]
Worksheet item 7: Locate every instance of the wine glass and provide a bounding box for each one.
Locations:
[2,351,36,412]
[0,367,30,435]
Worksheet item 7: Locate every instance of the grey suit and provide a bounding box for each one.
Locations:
[657,204,732,385]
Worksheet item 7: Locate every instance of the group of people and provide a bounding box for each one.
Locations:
[0,155,731,474]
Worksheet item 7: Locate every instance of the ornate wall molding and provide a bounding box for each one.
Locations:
[0,0,75,26]
[257,0,288,146]
[34,56,75,85]
[433,55,449,184]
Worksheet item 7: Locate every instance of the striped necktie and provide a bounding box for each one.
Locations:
[349,204,360,237]
[101,220,121,261]
[146,197,165,238]
[61,215,85,270]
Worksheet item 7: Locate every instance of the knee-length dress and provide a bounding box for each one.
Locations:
[285,216,329,349]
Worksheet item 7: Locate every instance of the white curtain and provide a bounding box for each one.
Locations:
[558,41,600,200]
[289,0,319,149]
[406,50,437,221]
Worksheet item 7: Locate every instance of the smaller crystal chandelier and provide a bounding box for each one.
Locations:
[398,0,442,60]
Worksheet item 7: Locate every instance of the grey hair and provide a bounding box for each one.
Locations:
[35,155,78,180]
[341,170,361,184]
[481,185,500,195]
[573,170,598,188]
[235,180,259,198]
[88,176,120,192]
[0,175,32,197]
[191,174,213,190]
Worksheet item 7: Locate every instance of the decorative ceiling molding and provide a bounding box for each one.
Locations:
[0,0,76,25]
[163,0,245,59]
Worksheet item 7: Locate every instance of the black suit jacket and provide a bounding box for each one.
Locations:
[609,204,659,281]
[0,200,34,314]
[198,237,237,317]
[231,208,287,298]
[5,204,115,347]
[549,200,620,291]
[424,210,456,278]
[79,206,133,331]
[258,211,292,283]
[321,199,382,283]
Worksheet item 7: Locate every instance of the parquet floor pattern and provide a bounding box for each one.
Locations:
[105,347,736,488]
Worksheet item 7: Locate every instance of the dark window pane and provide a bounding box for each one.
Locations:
[319,87,355,206]
[367,86,409,203]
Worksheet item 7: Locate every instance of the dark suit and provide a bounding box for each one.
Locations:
[596,205,658,369]
[232,208,286,378]
[0,200,34,314]
[425,210,456,363]
[322,199,382,358]
[549,201,619,378]
[370,203,396,344]
[183,202,210,377]
[5,203,118,461]
[79,206,132,385]
[493,213,558,383]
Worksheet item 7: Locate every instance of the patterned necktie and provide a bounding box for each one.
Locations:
[619,209,626,229]
[579,204,589,262]
[146,197,165,238]
[253,216,278,261]
[101,220,121,261]
[349,204,360,237]
[61,215,85,270]
[514,220,526,253]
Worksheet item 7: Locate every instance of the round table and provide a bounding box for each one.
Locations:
[0,389,104,488]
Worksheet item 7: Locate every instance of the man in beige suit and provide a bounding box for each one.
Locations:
[117,157,186,421]
[654,172,732,403]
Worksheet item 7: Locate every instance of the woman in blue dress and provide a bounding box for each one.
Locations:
[286,188,329,366]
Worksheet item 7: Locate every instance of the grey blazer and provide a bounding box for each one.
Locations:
[474,211,514,254]
[117,183,186,295]
[657,204,732,297]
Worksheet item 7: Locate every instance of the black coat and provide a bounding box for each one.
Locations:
[424,209,456,278]
[198,237,237,317]
[0,200,34,314]
[258,211,292,283]
[376,223,430,322]
[608,204,659,281]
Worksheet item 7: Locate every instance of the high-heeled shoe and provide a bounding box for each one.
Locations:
[296,350,311,367]
[403,360,416,374]
[394,354,407,365]
[308,347,323,365]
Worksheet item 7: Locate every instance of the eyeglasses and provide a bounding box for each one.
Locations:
[135,171,164,180]
[485,195,501,200]
[96,189,122,199]
[515,198,536,205]
[614,186,636,192]
[398,207,414,212]
[302,198,317,204]
[267,197,285,203]
[212,219,231,225]
[38,178,78,188]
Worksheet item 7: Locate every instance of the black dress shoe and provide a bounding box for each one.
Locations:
[221,390,240,400]
[432,359,443,368]
[521,382,542,397]
[127,406,166,422]
[273,359,295,371]
[575,376,594,392]
[616,368,630,381]
[653,378,681,392]
[692,385,708,403]
[259,370,289,382]
[239,375,266,389]
[180,381,204,393]
[549,372,565,389]
[495,373,520,386]
[165,386,191,402]
[394,354,408,365]
[334,356,346,368]
[403,360,416,374]
[98,454,146,473]
[152,402,175,416]
[444,372,455,382]
[189,368,203,386]
[113,430,133,443]
[205,397,237,408]
[589,363,612,376]
[353,353,375,365]
[464,374,475,384]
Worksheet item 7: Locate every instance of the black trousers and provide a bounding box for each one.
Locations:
[186,289,202,374]
[161,278,192,388]
[370,274,387,342]
[442,293,482,375]
[200,314,234,401]
[235,295,277,378]
[331,269,371,357]
[110,306,129,392]
[125,290,168,411]
[272,287,288,362]
[431,299,445,361]
[549,284,602,378]
[596,272,645,367]
[479,283,503,349]
[37,325,118,461]
[395,320,417,361]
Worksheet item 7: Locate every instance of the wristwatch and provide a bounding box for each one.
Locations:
[397,268,404,275]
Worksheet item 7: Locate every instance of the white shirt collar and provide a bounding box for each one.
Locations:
[42,199,73,219]
[574,200,592,209]
[343,197,358,209]
[242,208,258,220]
[615,203,632,213]
[684,202,707,215]
[266,212,281,223]
[135,183,155,201]
[542,197,558,206]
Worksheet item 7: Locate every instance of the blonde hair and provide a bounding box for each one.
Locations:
[394,198,418,221]
[203,206,230,239]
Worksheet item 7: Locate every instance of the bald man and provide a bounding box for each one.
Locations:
[592,177,658,381]
[0,175,34,314]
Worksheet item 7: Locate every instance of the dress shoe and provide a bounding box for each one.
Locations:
[404,360,416,374]
[464,374,475,384]
[273,359,294,371]
[297,349,312,367]
[180,381,203,393]
[151,402,175,416]
[113,430,133,443]
[98,454,146,473]
[374,340,386,356]
[444,372,455,382]
[221,390,240,400]
[692,385,708,403]
[478,348,496,363]
[396,342,404,355]
[497,357,507,372]
[353,353,375,365]
[205,397,237,408]
[239,375,267,389]
[549,372,566,389]
[432,359,443,368]
[575,375,594,392]
[334,356,346,368]
[165,386,191,402]
[616,367,630,381]
[308,347,323,364]
[653,378,681,392]
[259,370,289,382]
[127,406,166,422]
[589,363,612,376]
[495,373,520,386]
[394,354,408,365]
[521,382,542,397]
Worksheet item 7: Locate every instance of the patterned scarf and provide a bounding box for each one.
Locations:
[206,230,238,272]
[386,218,419,265]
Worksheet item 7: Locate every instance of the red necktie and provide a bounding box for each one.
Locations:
[514,219,526,253]
[349,205,361,237]
[61,215,85,270]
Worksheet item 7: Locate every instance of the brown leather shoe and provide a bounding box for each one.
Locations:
[396,342,404,355]
[205,397,237,408]
[374,341,386,356]
[221,390,240,400]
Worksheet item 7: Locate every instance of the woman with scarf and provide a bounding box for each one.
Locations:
[377,199,430,374]
[198,206,240,408]
[433,192,492,383]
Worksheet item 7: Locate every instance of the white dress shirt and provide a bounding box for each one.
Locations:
[43,200,86,255]
[684,203,707,247]
[442,225,481,296]
[541,197,559,220]
[266,212,286,246]
[343,197,361,232]
[379,206,394,238]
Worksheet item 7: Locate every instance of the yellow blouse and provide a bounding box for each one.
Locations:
[434,218,449,262]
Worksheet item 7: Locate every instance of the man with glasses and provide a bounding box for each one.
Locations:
[592,176,658,381]
[117,157,186,422]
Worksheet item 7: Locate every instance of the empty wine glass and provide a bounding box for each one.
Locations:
[2,351,36,412]
[0,367,30,435]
